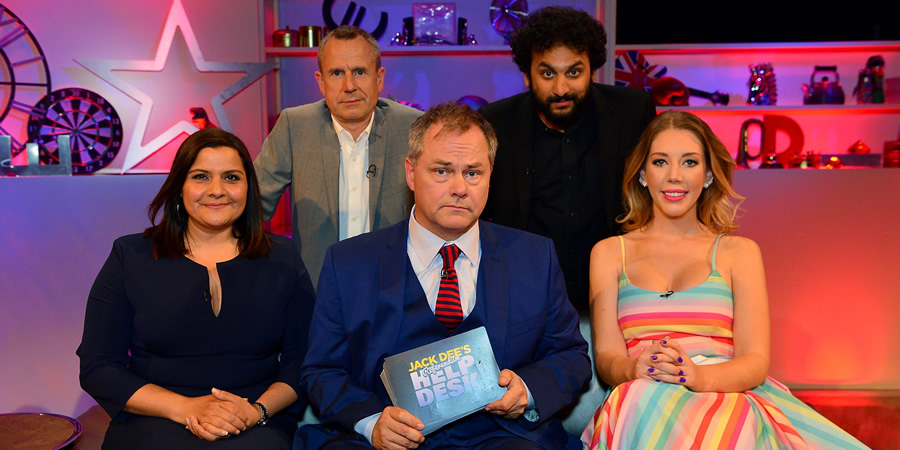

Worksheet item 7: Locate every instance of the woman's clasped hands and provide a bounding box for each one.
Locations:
[184,388,261,441]
[636,336,702,390]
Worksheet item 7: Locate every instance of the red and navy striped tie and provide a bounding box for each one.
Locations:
[436,244,463,332]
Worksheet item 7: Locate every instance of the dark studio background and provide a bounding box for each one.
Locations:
[617,1,899,44]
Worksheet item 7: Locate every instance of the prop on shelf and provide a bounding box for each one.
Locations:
[399,101,424,111]
[273,26,299,47]
[457,18,476,45]
[789,151,821,169]
[736,115,804,169]
[848,140,871,154]
[413,3,456,45]
[24,88,124,174]
[885,130,900,168]
[736,118,763,168]
[0,4,52,156]
[1,135,72,176]
[758,153,784,168]
[822,156,844,169]
[391,17,415,46]
[489,0,528,42]
[615,51,728,106]
[391,11,475,46]
[322,0,388,40]
[457,95,489,110]
[299,26,323,47]
[747,63,777,105]
[802,66,845,105]
[386,95,423,111]
[854,55,885,104]
[649,77,729,106]
[190,107,217,129]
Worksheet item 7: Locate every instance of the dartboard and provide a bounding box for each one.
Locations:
[27,88,123,174]
[0,4,52,153]
[489,0,528,37]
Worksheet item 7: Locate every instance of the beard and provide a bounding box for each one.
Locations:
[532,88,591,129]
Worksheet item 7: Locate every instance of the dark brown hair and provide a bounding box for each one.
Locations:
[620,111,743,234]
[144,128,271,259]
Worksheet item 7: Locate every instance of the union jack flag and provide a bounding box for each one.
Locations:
[614,50,667,92]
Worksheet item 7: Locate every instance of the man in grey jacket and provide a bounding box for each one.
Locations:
[254,25,423,288]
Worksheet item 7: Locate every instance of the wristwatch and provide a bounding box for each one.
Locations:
[253,401,269,426]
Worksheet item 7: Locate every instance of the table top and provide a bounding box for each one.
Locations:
[0,413,82,450]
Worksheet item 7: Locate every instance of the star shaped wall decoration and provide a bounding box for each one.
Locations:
[76,0,273,172]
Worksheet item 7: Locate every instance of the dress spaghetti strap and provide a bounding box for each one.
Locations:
[617,235,627,275]
[711,234,724,271]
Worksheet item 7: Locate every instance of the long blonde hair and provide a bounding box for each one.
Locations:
[619,111,743,234]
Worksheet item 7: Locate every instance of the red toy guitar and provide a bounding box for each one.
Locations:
[615,50,729,106]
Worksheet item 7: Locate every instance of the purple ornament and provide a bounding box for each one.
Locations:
[457,95,489,110]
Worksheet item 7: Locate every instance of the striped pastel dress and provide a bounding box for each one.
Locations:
[582,235,867,449]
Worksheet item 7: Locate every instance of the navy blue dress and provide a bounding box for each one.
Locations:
[77,233,315,449]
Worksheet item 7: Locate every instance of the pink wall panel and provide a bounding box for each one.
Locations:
[733,169,900,388]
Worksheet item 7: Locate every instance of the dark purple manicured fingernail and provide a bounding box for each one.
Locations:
[651,355,658,361]
[678,357,683,363]
[655,379,660,382]
[679,377,686,383]
[648,368,655,373]
[661,340,667,345]
[679,370,684,376]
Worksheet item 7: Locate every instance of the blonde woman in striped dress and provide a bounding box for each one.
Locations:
[581,111,866,449]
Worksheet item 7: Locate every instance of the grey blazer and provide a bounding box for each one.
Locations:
[254,98,423,289]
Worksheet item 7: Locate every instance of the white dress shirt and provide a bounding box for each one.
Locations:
[332,114,374,240]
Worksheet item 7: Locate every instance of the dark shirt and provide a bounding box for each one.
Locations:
[478,84,657,313]
[528,104,605,309]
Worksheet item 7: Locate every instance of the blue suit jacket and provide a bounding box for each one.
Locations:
[301,219,590,445]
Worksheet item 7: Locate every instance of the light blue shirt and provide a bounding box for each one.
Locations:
[354,209,535,443]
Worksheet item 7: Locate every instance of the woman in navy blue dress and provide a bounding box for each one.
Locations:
[77,128,315,449]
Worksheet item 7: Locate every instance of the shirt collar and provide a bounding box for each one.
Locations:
[408,205,480,269]
[331,112,375,144]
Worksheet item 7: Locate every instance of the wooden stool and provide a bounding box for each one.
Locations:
[0,413,82,449]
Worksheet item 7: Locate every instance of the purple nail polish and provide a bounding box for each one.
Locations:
[680,377,686,383]
[678,357,683,363]
[648,368,655,373]
[661,340,667,345]
[655,379,660,382]
[679,370,684,376]
[651,355,657,361]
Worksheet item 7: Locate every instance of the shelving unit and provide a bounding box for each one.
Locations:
[607,39,900,165]
[264,45,512,57]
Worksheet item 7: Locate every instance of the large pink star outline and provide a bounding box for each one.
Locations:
[76,0,273,172]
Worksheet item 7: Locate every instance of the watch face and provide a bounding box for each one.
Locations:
[0,5,52,153]
[27,88,123,174]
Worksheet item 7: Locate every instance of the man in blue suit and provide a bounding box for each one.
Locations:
[299,102,590,449]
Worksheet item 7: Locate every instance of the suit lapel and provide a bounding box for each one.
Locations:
[378,221,410,351]
[320,104,341,234]
[478,222,509,362]
[592,86,622,236]
[367,105,387,226]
